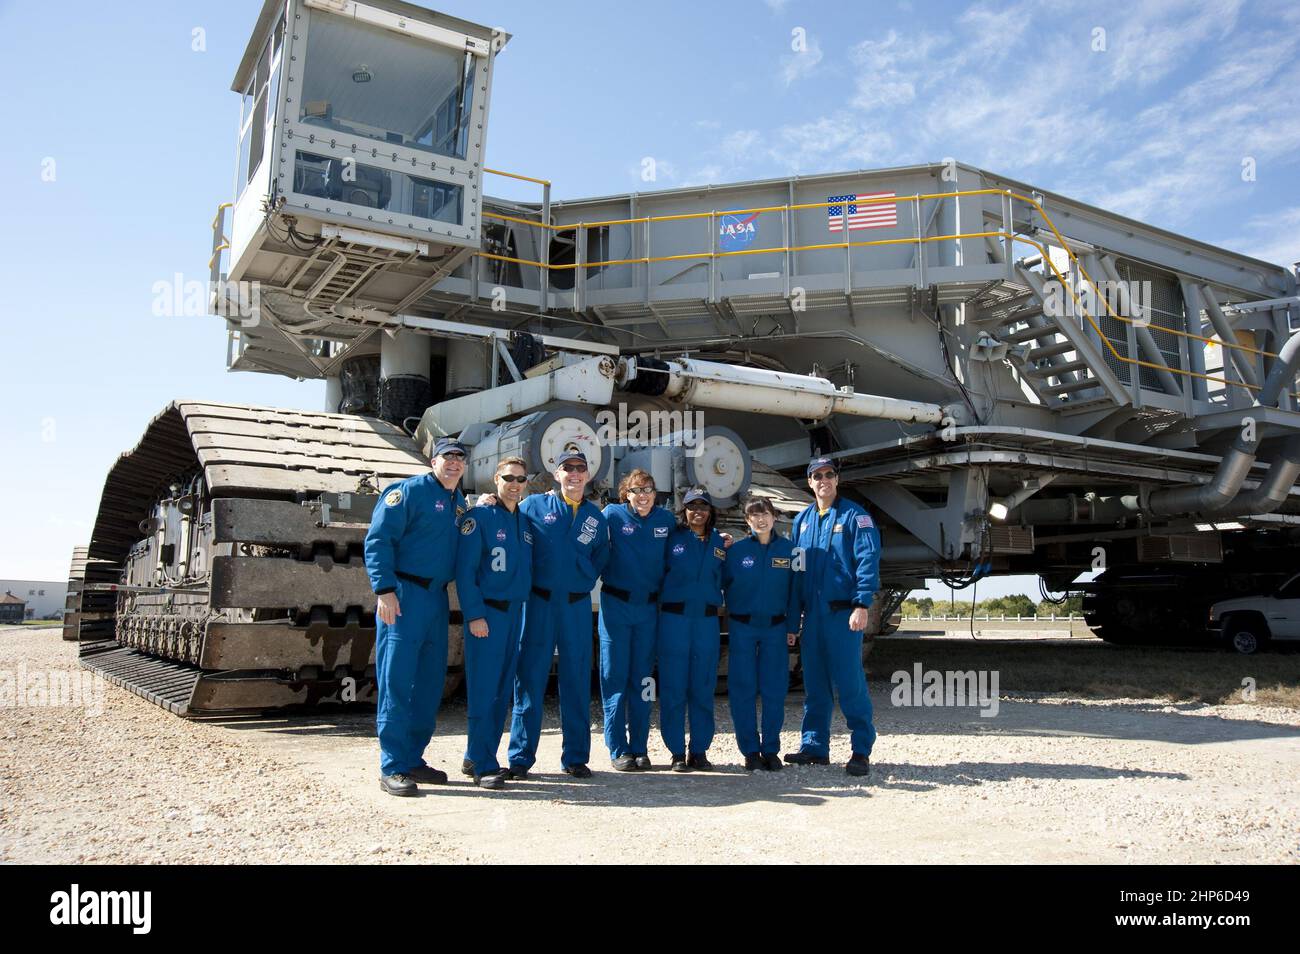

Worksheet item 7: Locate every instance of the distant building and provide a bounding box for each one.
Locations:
[0,591,26,624]
[0,581,67,620]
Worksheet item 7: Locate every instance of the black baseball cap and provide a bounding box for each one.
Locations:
[556,450,588,467]
[682,487,713,506]
[807,456,838,476]
[433,437,467,458]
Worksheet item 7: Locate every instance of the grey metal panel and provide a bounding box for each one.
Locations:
[210,555,376,611]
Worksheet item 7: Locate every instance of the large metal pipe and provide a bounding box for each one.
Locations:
[1214,434,1300,517]
[1149,329,1300,515]
[1014,493,1141,525]
[651,358,947,425]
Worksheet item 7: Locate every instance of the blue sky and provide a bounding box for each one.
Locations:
[1,0,1297,592]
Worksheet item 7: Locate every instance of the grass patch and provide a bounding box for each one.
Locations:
[868,637,1300,708]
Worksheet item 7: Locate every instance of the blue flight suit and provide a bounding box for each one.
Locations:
[723,534,800,756]
[790,496,881,758]
[508,492,610,770]
[658,526,727,757]
[599,502,675,759]
[455,501,533,776]
[364,473,467,777]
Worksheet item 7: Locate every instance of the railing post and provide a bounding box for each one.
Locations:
[1002,191,1015,281]
[709,211,718,304]
[539,181,551,315]
[576,224,587,313]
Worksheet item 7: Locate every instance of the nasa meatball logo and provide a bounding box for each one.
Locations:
[741,555,755,568]
[434,500,445,512]
[543,512,558,524]
[672,543,685,556]
[621,524,636,535]
[495,529,507,542]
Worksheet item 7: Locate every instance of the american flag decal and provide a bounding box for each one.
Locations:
[827,192,897,232]
[856,514,874,529]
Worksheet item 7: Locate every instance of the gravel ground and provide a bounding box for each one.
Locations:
[2,626,1297,864]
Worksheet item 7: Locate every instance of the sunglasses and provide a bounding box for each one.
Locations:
[440,451,466,461]
[810,471,838,482]
[684,502,710,511]
[562,463,588,473]
[628,486,655,496]
[497,474,527,484]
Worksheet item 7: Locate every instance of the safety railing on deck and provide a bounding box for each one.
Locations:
[470,183,1289,401]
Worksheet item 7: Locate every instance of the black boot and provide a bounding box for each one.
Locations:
[687,752,713,771]
[784,750,830,766]
[846,753,871,777]
[743,752,763,771]
[379,773,417,797]
[669,753,690,772]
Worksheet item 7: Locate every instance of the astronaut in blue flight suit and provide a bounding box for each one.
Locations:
[722,496,800,772]
[364,437,469,797]
[785,455,880,777]
[658,487,728,772]
[454,456,533,791]
[599,467,675,772]
[507,450,610,778]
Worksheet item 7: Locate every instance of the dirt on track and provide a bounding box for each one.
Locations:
[1,626,1297,864]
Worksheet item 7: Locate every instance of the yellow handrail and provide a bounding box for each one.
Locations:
[484,167,552,187]
[211,201,233,230]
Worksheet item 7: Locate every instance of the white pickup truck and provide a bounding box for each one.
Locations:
[1207,573,1300,653]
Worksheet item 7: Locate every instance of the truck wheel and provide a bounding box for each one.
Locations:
[1224,617,1268,655]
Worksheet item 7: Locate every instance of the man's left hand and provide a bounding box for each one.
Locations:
[848,607,869,632]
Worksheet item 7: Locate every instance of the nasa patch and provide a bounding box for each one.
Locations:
[384,489,403,507]
[832,523,844,533]
[741,555,755,568]
[495,529,507,542]
[672,543,685,556]
[653,526,669,538]
[460,518,476,536]
[434,499,445,512]
[621,524,636,535]
[543,512,558,524]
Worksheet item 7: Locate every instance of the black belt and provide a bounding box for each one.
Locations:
[531,586,588,603]
[396,571,433,589]
[483,597,516,612]
[828,600,854,612]
[729,613,786,627]
[661,602,719,617]
[603,585,659,604]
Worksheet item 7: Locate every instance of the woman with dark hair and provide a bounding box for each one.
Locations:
[723,496,800,771]
[657,487,727,772]
[599,468,675,771]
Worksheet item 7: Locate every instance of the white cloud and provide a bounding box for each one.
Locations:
[779,35,822,86]
[1220,207,1300,269]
